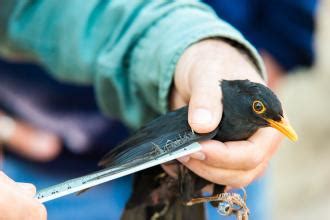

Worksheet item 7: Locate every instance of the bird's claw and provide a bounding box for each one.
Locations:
[186,188,249,220]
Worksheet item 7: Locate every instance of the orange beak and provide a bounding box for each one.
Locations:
[265,116,298,142]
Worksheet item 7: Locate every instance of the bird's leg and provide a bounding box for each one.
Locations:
[185,194,225,206]
[185,188,249,219]
[236,210,249,220]
[235,210,249,220]
[236,212,243,220]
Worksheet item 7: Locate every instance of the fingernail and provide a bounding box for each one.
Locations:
[192,108,212,124]
[178,156,190,163]
[190,152,206,161]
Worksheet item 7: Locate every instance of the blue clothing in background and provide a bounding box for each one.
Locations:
[205,0,318,71]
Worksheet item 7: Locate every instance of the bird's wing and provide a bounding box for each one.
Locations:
[99,106,217,168]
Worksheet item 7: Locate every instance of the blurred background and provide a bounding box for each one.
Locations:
[272,0,330,219]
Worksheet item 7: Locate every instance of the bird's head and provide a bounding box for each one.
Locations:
[221,80,298,141]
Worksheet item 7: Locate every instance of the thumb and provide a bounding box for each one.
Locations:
[188,79,223,133]
[17,182,37,197]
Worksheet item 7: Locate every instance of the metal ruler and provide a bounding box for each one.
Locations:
[35,142,201,203]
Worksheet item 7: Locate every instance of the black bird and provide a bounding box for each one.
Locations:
[98,79,297,220]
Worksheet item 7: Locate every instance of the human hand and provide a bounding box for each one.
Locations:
[0,171,47,220]
[0,112,61,162]
[169,39,283,188]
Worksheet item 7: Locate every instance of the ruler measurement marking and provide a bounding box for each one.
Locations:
[36,142,201,203]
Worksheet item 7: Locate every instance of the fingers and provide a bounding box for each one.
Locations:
[178,128,282,171]
[180,156,269,188]
[179,127,283,187]
[0,171,36,196]
[199,128,283,170]
[0,113,61,161]
[9,123,61,161]
[248,127,284,160]
[161,163,179,179]
[0,172,47,220]
[17,183,37,197]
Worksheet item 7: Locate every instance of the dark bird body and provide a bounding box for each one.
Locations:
[98,80,297,220]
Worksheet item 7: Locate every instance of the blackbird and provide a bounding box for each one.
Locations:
[98,79,297,220]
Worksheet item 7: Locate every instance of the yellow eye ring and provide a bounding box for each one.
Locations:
[253,100,266,114]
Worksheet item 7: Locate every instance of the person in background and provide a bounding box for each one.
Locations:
[205,0,317,88]
[0,0,317,219]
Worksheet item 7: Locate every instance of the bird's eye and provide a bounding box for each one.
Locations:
[253,100,266,114]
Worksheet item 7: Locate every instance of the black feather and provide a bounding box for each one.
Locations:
[98,80,283,220]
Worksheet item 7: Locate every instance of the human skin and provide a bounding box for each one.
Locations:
[170,39,283,188]
[0,112,61,162]
[4,127,60,162]
[0,171,47,220]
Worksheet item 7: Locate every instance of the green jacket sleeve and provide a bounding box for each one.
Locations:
[0,0,265,129]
